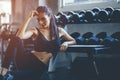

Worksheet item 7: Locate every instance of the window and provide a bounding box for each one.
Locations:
[0,0,11,24]
[59,0,120,11]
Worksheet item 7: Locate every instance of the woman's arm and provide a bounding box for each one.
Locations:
[16,11,36,39]
[59,27,76,51]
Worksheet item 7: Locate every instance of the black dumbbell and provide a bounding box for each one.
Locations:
[84,10,96,23]
[60,14,69,25]
[70,13,83,24]
[82,32,94,39]
[92,7,101,22]
[76,36,85,45]
[111,32,120,40]
[55,12,64,25]
[82,32,94,44]
[98,10,109,22]
[70,32,84,45]
[67,11,75,24]
[110,9,120,22]
[79,10,86,23]
[87,36,99,45]
[70,32,81,39]
[96,32,108,44]
[105,7,114,22]
[56,12,72,25]
[101,37,114,46]
[92,7,101,13]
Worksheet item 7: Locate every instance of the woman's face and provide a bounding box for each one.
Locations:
[37,12,51,29]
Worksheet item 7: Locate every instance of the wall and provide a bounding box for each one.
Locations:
[66,23,120,35]
[11,0,38,32]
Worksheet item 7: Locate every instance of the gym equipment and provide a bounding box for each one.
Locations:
[98,10,109,22]
[78,10,86,23]
[92,7,101,14]
[82,32,94,39]
[87,36,99,45]
[110,9,120,22]
[96,32,108,39]
[55,12,64,25]
[70,13,82,24]
[105,7,114,22]
[75,36,85,45]
[111,31,120,40]
[101,38,114,46]
[111,32,120,47]
[82,32,94,44]
[67,11,75,24]
[84,10,95,23]
[55,12,68,25]
[92,7,101,22]
[70,32,82,44]
[70,32,81,39]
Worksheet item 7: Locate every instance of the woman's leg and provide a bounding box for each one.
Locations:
[2,36,25,69]
[2,36,47,79]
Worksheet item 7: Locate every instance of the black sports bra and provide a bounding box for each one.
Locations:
[33,28,61,54]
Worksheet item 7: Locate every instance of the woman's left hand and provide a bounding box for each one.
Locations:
[60,42,68,51]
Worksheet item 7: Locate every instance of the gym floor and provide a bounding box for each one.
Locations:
[41,67,98,80]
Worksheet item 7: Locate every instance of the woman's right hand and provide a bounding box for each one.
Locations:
[29,10,38,18]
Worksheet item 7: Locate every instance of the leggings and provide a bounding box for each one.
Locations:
[2,36,47,80]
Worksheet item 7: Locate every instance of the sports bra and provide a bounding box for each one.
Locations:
[33,28,61,54]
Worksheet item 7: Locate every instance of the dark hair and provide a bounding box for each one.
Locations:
[36,6,58,40]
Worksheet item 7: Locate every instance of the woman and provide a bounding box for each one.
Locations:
[0,6,76,80]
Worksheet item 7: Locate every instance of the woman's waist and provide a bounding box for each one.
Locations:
[34,47,60,53]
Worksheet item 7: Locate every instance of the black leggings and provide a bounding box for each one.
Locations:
[2,36,47,80]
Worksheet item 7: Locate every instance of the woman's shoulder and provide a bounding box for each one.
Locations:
[58,27,67,33]
[58,27,64,32]
[58,27,67,37]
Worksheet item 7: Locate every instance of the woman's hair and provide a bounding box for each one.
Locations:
[36,6,58,40]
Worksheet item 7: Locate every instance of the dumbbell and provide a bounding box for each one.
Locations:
[111,32,120,47]
[55,12,64,25]
[105,7,114,22]
[70,32,84,44]
[56,12,71,25]
[96,32,109,44]
[82,32,94,44]
[110,9,120,22]
[82,32,94,39]
[70,32,81,39]
[92,7,101,13]
[78,10,86,23]
[84,10,95,23]
[92,7,101,22]
[101,37,114,46]
[70,13,83,24]
[67,11,75,24]
[76,36,85,45]
[111,32,120,40]
[98,10,109,22]
[87,36,99,45]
